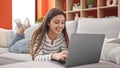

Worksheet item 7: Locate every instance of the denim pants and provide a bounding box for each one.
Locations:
[8,33,30,54]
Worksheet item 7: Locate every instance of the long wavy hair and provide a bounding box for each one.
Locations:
[30,8,69,60]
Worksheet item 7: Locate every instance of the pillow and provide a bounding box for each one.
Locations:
[66,21,78,38]
[108,45,120,64]
[76,18,120,38]
[107,38,120,44]
[24,23,40,40]
[0,28,14,47]
[101,43,120,64]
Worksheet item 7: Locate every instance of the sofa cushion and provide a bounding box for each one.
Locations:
[76,18,120,38]
[0,48,9,54]
[24,23,40,40]
[107,38,120,44]
[101,43,120,64]
[0,28,14,47]
[0,53,32,61]
[66,21,78,38]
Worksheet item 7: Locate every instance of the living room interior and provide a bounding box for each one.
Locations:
[0,0,120,68]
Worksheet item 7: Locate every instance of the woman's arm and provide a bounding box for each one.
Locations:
[34,50,67,61]
[34,53,52,61]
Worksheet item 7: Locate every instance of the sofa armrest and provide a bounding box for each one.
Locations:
[0,48,9,54]
[0,28,14,48]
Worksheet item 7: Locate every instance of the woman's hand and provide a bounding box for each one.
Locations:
[51,50,68,61]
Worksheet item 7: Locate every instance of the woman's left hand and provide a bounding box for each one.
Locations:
[60,50,68,61]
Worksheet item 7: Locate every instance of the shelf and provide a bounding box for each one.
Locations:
[55,0,119,21]
[99,5,118,9]
[82,8,97,11]
[67,10,80,13]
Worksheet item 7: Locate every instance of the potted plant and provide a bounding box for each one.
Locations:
[87,0,94,8]
[36,16,44,23]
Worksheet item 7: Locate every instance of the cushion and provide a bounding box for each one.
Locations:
[0,48,9,54]
[0,53,32,61]
[0,28,14,47]
[24,23,40,40]
[107,38,120,44]
[101,43,120,64]
[66,21,78,38]
[76,18,120,38]
[108,45,120,64]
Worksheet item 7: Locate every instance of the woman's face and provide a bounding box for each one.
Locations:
[48,14,65,35]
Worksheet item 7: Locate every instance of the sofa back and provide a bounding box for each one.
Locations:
[66,21,78,38]
[1,17,120,48]
[76,18,120,39]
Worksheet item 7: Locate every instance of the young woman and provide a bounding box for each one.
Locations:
[30,8,69,61]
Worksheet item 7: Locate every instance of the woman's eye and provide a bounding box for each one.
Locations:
[55,21,59,24]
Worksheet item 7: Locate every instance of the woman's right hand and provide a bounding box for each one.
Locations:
[51,51,67,61]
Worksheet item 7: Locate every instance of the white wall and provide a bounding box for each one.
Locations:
[12,0,35,30]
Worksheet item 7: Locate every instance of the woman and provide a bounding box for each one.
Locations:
[30,8,69,61]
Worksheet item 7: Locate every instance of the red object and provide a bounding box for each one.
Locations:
[0,0,12,29]
[42,0,48,16]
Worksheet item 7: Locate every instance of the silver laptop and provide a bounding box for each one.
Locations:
[51,33,105,68]
[65,33,105,67]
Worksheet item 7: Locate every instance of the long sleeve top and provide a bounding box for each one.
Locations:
[34,33,67,61]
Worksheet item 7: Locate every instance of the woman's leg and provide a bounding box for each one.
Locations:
[8,18,31,53]
[9,18,31,47]
[9,27,25,47]
[8,39,30,54]
[8,27,31,53]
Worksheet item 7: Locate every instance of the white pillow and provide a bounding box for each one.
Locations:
[66,21,78,38]
[108,45,120,64]
[106,38,120,44]
[76,18,120,38]
[101,43,120,64]
[0,28,14,47]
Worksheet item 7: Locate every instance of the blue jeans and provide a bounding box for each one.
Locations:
[8,33,30,54]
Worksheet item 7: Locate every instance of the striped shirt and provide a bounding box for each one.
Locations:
[34,33,67,61]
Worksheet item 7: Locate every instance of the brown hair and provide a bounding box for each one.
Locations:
[30,8,69,60]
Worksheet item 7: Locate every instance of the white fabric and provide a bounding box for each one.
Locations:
[108,46,120,64]
[0,53,32,61]
[24,24,40,40]
[0,48,9,54]
[66,21,77,38]
[106,38,120,44]
[76,18,120,38]
[0,60,120,68]
[0,28,14,47]
[101,43,120,64]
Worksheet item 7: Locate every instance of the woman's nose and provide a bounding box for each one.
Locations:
[58,23,64,28]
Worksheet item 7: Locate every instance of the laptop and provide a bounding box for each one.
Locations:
[51,33,105,68]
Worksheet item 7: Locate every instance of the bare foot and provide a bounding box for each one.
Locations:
[22,18,31,30]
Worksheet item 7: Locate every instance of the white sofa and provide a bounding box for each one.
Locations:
[0,18,120,67]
